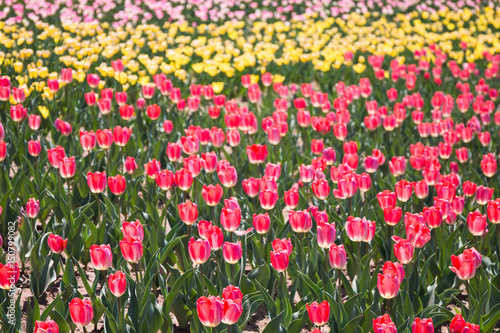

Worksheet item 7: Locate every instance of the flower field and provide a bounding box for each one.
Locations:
[0,0,500,332]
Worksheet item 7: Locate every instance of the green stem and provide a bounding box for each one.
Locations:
[200,263,205,296]
[466,279,472,321]
[337,269,342,303]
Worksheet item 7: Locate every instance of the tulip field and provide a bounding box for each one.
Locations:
[2,0,500,332]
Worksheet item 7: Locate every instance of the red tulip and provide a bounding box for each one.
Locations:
[54,118,72,136]
[329,244,347,269]
[221,298,243,325]
[312,179,330,200]
[220,207,241,232]
[69,298,93,327]
[28,114,41,130]
[178,200,198,225]
[197,296,223,327]
[242,177,260,198]
[202,185,223,206]
[467,211,487,236]
[113,126,132,147]
[284,188,299,208]
[346,216,375,242]
[246,144,268,164]
[264,162,281,179]
[108,271,127,297]
[217,162,238,188]
[476,185,494,205]
[389,156,406,176]
[423,206,443,229]
[404,213,431,248]
[59,157,76,179]
[414,180,429,199]
[119,236,143,263]
[189,237,211,264]
[47,146,65,168]
[201,152,218,173]
[252,213,270,234]
[223,242,242,264]
[89,244,112,270]
[270,250,289,272]
[288,209,312,233]
[377,272,400,299]
[259,189,278,210]
[25,198,40,219]
[96,129,113,149]
[121,220,144,242]
[124,156,138,174]
[28,140,41,157]
[395,180,413,202]
[0,141,5,161]
[377,190,397,209]
[481,153,497,177]
[0,262,19,289]
[450,314,466,333]
[106,175,126,195]
[146,104,161,120]
[317,221,336,249]
[47,234,68,254]
[10,104,27,122]
[373,314,397,333]
[450,251,477,280]
[155,169,175,190]
[306,301,330,326]
[412,318,434,333]
[87,171,107,193]
[34,320,59,333]
[383,207,402,226]
[392,236,414,264]
[80,130,96,151]
[206,225,224,250]
[299,164,315,183]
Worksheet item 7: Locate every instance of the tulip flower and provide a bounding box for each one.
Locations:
[34,320,59,333]
[80,130,96,151]
[220,207,241,232]
[476,185,494,205]
[270,250,289,272]
[329,244,347,269]
[217,162,238,188]
[450,251,477,280]
[189,237,211,265]
[87,171,107,193]
[466,211,487,236]
[197,296,223,327]
[25,198,40,219]
[206,226,224,250]
[119,236,143,263]
[0,262,20,289]
[383,207,402,226]
[259,189,278,210]
[288,209,312,233]
[221,298,243,325]
[121,220,144,242]
[108,175,126,195]
[28,140,41,157]
[346,216,375,242]
[252,213,270,234]
[392,236,414,264]
[284,188,299,208]
[412,318,434,333]
[312,179,330,200]
[47,146,65,168]
[96,129,113,149]
[69,298,94,327]
[373,314,397,333]
[108,271,127,297]
[223,242,242,264]
[178,200,198,225]
[242,177,260,198]
[202,184,223,206]
[47,234,68,254]
[377,272,400,299]
[89,244,113,270]
[306,301,330,326]
[317,222,336,249]
[59,157,76,178]
[155,169,175,190]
